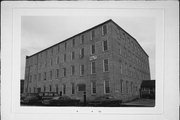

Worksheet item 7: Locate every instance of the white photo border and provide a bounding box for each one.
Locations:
[1,1,179,120]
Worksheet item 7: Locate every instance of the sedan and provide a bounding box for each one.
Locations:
[88,95,122,106]
[42,96,80,106]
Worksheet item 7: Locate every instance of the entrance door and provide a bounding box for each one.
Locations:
[77,84,86,102]
[77,84,86,92]
[37,88,41,93]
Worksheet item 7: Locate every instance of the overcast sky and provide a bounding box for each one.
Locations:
[21,16,155,80]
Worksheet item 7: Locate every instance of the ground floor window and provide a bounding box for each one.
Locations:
[63,84,66,94]
[49,85,52,92]
[126,81,129,94]
[44,86,46,92]
[56,84,58,93]
[120,79,123,93]
[37,88,41,93]
[91,81,96,94]
[72,83,75,94]
[104,81,110,94]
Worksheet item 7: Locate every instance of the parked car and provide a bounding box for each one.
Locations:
[21,95,42,105]
[42,96,80,106]
[88,95,122,106]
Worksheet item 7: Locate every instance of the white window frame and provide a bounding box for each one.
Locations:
[71,51,75,60]
[104,80,110,94]
[91,81,96,94]
[80,48,84,58]
[102,24,108,36]
[102,40,108,51]
[91,44,95,55]
[91,61,96,74]
[103,59,109,72]
[80,64,84,76]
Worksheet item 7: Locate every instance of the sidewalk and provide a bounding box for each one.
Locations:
[122,98,155,107]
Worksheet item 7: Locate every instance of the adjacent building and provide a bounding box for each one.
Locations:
[20,79,24,94]
[23,19,151,102]
[140,80,155,99]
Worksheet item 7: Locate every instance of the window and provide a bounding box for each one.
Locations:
[38,73,41,81]
[80,64,84,76]
[71,65,75,75]
[103,59,109,72]
[91,81,96,94]
[29,87,31,93]
[49,85,52,92]
[77,84,86,91]
[71,83,75,94]
[56,84,58,93]
[80,48,84,58]
[34,87,36,93]
[34,74,37,82]
[103,40,108,51]
[63,84,66,94]
[63,68,66,77]
[43,72,46,80]
[104,81,110,93]
[64,54,66,62]
[57,56,59,64]
[120,64,123,74]
[56,69,59,78]
[50,70,52,79]
[71,51,75,60]
[102,24,107,36]
[81,35,84,44]
[29,75,32,83]
[90,30,95,40]
[126,81,129,94]
[91,44,95,54]
[120,80,123,93]
[44,86,46,92]
[91,61,96,74]
[72,39,75,47]
[131,82,133,93]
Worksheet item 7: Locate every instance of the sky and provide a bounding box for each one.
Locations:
[21,16,155,80]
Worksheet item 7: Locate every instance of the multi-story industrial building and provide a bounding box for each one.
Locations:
[23,19,151,102]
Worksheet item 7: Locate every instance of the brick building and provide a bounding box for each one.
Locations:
[23,19,151,102]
